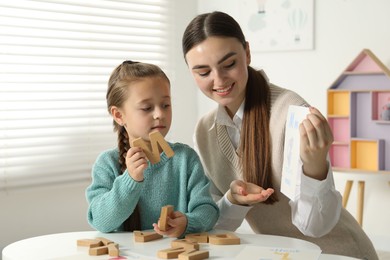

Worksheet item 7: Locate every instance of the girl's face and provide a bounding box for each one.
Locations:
[185,36,251,116]
[113,76,172,143]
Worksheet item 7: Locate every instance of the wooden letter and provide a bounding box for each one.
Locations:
[185,233,209,243]
[108,243,120,257]
[89,245,108,256]
[208,233,240,245]
[134,231,163,242]
[95,237,114,246]
[76,239,103,248]
[171,239,199,250]
[178,249,209,260]
[157,247,186,259]
[131,131,174,164]
[159,205,174,231]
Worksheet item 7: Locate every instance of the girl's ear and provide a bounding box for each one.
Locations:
[245,41,251,65]
[110,106,125,126]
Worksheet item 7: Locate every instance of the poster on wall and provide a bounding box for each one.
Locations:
[238,0,314,52]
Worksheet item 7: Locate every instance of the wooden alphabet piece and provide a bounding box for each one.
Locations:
[108,243,119,257]
[208,233,240,245]
[171,239,199,250]
[134,231,163,242]
[178,249,209,260]
[76,239,103,248]
[77,237,120,256]
[89,245,108,256]
[131,131,174,164]
[185,233,209,243]
[157,247,187,259]
[158,205,174,231]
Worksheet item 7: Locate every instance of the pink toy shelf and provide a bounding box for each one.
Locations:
[327,49,390,172]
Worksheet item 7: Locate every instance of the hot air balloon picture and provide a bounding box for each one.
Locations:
[238,0,313,51]
[257,0,267,13]
[288,8,308,43]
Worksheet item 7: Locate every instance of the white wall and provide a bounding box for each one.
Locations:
[197,0,390,244]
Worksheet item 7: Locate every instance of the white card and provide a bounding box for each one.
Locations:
[281,105,310,201]
[234,245,321,260]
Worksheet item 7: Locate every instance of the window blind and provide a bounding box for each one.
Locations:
[0,0,172,191]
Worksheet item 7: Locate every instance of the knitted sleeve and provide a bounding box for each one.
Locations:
[183,148,220,235]
[86,150,143,232]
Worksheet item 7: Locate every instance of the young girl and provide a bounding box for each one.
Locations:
[182,11,378,259]
[86,61,219,238]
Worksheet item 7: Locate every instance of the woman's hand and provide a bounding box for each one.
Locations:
[126,147,148,182]
[153,211,188,238]
[299,106,334,180]
[227,180,274,206]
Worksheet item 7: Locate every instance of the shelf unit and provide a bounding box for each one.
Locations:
[327,49,390,172]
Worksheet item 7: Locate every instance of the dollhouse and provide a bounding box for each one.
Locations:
[327,49,390,172]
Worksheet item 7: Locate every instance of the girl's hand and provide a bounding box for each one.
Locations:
[299,106,334,180]
[228,180,274,206]
[153,211,187,238]
[126,147,148,182]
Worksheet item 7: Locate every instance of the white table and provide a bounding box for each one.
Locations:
[2,230,359,260]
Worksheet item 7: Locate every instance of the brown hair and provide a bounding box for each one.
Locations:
[106,61,170,230]
[182,11,277,203]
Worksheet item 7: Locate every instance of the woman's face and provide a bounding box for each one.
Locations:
[185,36,251,116]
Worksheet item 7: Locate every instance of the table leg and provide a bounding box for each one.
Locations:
[342,180,353,208]
[357,181,365,227]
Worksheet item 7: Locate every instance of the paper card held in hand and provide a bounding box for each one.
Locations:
[281,105,310,201]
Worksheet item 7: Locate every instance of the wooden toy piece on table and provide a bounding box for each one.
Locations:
[133,230,163,242]
[108,243,120,257]
[178,249,209,260]
[89,245,108,256]
[77,237,120,256]
[157,232,240,259]
[157,247,187,259]
[158,205,174,231]
[131,131,174,164]
[171,239,199,250]
[185,233,209,243]
[76,239,103,248]
[208,233,240,245]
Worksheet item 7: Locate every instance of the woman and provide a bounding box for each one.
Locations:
[182,11,377,259]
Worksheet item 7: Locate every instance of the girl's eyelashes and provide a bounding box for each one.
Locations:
[198,71,210,77]
[141,106,152,111]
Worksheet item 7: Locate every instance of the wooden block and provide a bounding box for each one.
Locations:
[76,239,103,248]
[108,243,119,257]
[178,249,209,260]
[149,131,175,158]
[95,237,114,246]
[185,233,208,243]
[134,230,163,242]
[131,132,174,164]
[157,247,186,259]
[89,245,108,256]
[159,205,174,231]
[208,233,240,245]
[171,239,199,250]
[131,137,159,164]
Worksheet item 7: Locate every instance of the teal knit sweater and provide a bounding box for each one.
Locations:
[86,142,219,235]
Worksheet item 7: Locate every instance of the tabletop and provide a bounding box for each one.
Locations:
[2,230,359,260]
